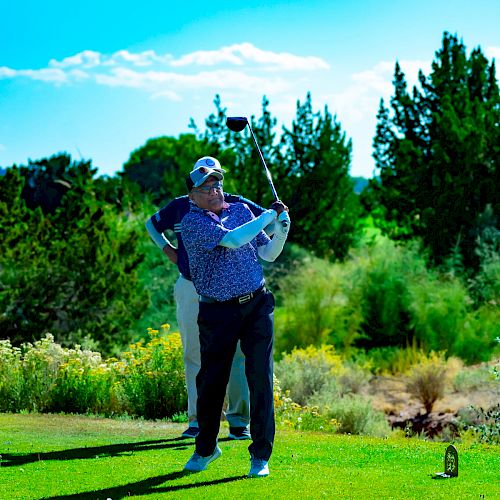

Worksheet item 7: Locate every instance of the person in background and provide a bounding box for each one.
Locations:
[181,161,290,478]
[146,156,269,440]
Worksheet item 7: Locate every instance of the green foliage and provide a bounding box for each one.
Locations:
[314,393,391,437]
[274,346,387,437]
[0,330,187,419]
[366,32,500,269]
[459,404,500,445]
[274,248,364,355]
[274,235,498,363]
[120,328,187,419]
[280,93,362,260]
[191,93,363,261]
[360,345,435,375]
[0,155,149,352]
[121,134,215,204]
[274,344,343,405]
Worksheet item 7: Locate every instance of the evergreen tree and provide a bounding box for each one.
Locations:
[367,32,500,268]
[0,155,148,352]
[281,93,361,260]
[121,134,214,205]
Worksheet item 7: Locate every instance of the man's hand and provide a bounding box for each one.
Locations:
[270,201,289,216]
[162,244,178,265]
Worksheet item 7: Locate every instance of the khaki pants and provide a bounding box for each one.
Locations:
[174,274,250,428]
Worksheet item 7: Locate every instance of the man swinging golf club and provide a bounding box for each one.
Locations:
[182,158,290,478]
[146,156,269,441]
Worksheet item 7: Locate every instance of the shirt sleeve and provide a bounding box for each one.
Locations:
[225,194,265,217]
[238,203,271,248]
[151,199,180,233]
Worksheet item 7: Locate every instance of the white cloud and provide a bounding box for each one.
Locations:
[170,42,330,71]
[3,43,327,96]
[49,50,102,69]
[0,66,68,83]
[111,49,173,67]
[95,67,290,96]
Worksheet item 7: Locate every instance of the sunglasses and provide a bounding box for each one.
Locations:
[193,181,223,194]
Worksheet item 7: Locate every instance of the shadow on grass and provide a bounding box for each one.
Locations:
[1,436,229,467]
[42,471,247,499]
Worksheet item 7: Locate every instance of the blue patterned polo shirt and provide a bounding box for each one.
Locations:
[182,201,271,301]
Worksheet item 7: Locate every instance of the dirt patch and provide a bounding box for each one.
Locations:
[365,362,499,439]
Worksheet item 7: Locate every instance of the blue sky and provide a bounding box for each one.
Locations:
[1,0,499,179]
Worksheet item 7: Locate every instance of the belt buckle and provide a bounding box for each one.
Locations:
[238,293,252,305]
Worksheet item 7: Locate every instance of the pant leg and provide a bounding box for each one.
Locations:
[196,302,240,457]
[225,340,250,428]
[174,275,200,425]
[240,290,275,461]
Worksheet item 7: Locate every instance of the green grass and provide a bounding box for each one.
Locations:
[0,414,498,499]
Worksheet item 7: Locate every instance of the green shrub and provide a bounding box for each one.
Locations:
[274,375,340,433]
[275,345,343,405]
[459,404,500,445]
[317,393,390,437]
[0,161,149,353]
[0,340,23,412]
[453,365,497,392]
[274,236,497,364]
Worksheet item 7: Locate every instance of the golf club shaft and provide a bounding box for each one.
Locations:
[246,124,279,202]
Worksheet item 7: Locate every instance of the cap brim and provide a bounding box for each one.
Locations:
[193,169,224,187]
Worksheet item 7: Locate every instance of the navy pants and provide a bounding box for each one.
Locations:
[195,289,275,460]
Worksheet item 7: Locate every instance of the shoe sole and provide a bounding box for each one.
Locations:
[228,434,251,440]
[248,472,269,478]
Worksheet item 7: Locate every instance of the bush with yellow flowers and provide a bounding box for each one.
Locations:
[0,325,187,419]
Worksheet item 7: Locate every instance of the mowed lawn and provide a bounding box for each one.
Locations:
[0,414,498,499]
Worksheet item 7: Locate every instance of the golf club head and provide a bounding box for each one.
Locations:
[226,116,248,132]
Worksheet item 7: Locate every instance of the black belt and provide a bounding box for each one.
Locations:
[199,285,266,305]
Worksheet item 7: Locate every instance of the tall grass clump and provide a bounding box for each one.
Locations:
[406,352,448,414]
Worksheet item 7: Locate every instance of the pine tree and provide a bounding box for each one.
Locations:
[281,93,361,260]
[367,32,499,268]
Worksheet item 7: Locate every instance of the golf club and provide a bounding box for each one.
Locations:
[226,116,280,202]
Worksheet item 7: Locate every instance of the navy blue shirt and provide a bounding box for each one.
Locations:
[182,202,270,300]
[149,194,265,280]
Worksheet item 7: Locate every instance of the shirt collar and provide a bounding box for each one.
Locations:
[190,200,230,222]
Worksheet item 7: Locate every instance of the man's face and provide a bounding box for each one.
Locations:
[190,175,224,213]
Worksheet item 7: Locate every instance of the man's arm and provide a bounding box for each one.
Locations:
[219,209,277,249]
[224,193,275,236]
[145,218,178,264]
[257,211,291,262]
